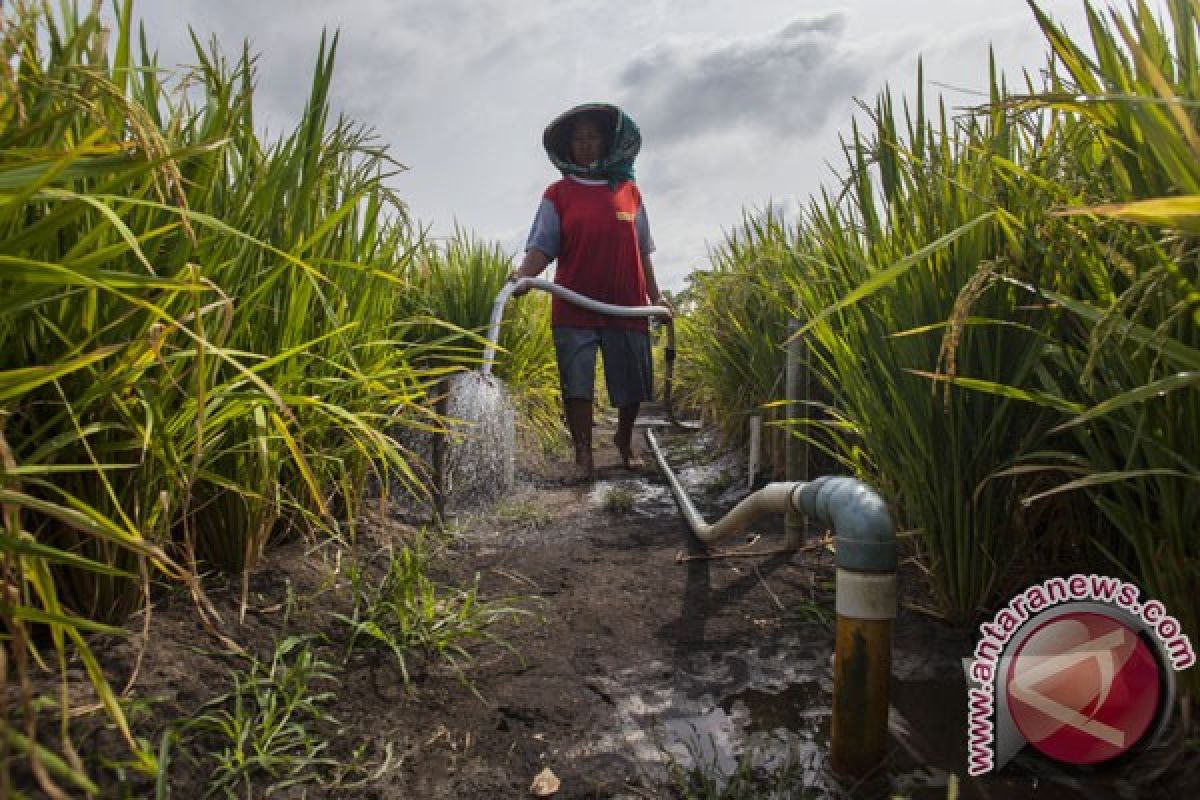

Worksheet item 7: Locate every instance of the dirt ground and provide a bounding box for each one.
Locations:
[35,411,1200,799]
[81,417,827,798]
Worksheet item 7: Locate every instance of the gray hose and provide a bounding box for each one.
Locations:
[485,278,697,430]
[482,278,670,375]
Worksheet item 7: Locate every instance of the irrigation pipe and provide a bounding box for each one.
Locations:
[645,429,898,777]
[484,277,696,429]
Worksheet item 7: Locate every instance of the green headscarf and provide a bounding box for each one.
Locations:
[543,103,641,189]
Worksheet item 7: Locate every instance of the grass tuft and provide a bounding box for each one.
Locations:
[336,534,535,692]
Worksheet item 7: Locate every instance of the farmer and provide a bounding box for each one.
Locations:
[509,103,672,484]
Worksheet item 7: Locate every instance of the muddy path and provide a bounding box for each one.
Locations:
[74,411,1194,799]
[348,416,851,798]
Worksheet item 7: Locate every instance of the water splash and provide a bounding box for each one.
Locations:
[439,372,515,509]
[389,371,516,512]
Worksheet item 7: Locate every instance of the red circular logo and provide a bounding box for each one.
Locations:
[1005,612,1160,765]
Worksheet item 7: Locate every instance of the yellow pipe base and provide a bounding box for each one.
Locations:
[831,615,893,776]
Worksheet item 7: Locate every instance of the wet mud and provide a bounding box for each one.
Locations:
[73,407,1196,798]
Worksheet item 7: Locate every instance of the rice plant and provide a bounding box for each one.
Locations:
[956,0,1200,694]
[3,4,204,793]
[793,75,1071,621]
[683,80,1066,621]
[158,28,438,566]
[677,0,1198,662]
[867,0,1200,692]
[676,207,798,465]
[0,1,449,794]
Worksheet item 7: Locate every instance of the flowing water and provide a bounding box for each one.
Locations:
[390,371,516,511]
[440,371,516,508]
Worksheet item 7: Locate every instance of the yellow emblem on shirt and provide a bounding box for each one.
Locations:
[615,211,635,221]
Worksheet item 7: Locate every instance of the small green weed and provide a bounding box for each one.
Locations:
[338,538,532,690]
[706,468,738,496]
[178,636,338,798]
[664,744,824,800]
[493,497,554,530]
[783,598,834,629]
[603,482,637,514]
[667,753,761,800]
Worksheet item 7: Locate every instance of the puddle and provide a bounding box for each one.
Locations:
[566,630,838,788]
[585,478,675,517]
[726,681,827,738]
[661,706,742,777]
[569,619,1167,799]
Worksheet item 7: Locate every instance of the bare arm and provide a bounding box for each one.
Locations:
[509,248,551,296]
[641,252,673,317]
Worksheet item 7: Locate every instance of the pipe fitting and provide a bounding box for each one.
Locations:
[791,476,895,572]
[835,570,897,620]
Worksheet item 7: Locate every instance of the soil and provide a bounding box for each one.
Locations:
[24,408,1200,799]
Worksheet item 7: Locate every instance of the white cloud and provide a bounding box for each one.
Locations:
[118,1,1097,291]
[616,12,871,144]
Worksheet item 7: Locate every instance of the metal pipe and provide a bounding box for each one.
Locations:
[645,433,897,777]
[784,317,805,546]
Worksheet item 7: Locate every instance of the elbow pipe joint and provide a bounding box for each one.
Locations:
[791,476,896,572]
[648,428,896,571]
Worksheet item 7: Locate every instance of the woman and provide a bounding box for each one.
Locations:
[510,103,672,483]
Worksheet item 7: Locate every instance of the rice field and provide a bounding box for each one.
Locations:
[678,0,1198,686]
[0,2,555,794]
[1,0,1196,796]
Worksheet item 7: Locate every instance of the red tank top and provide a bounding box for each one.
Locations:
[544,178,649,331]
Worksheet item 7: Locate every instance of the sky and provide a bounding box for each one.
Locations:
[127,1,1096,293]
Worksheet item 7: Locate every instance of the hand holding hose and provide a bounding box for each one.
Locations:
[508,271,530,297]
[510,250,551,297]
[650,293,675,319]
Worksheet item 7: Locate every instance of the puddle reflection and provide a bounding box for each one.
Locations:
[571,626,1162,798]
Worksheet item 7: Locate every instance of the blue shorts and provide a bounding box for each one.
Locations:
[553,326,653,408]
